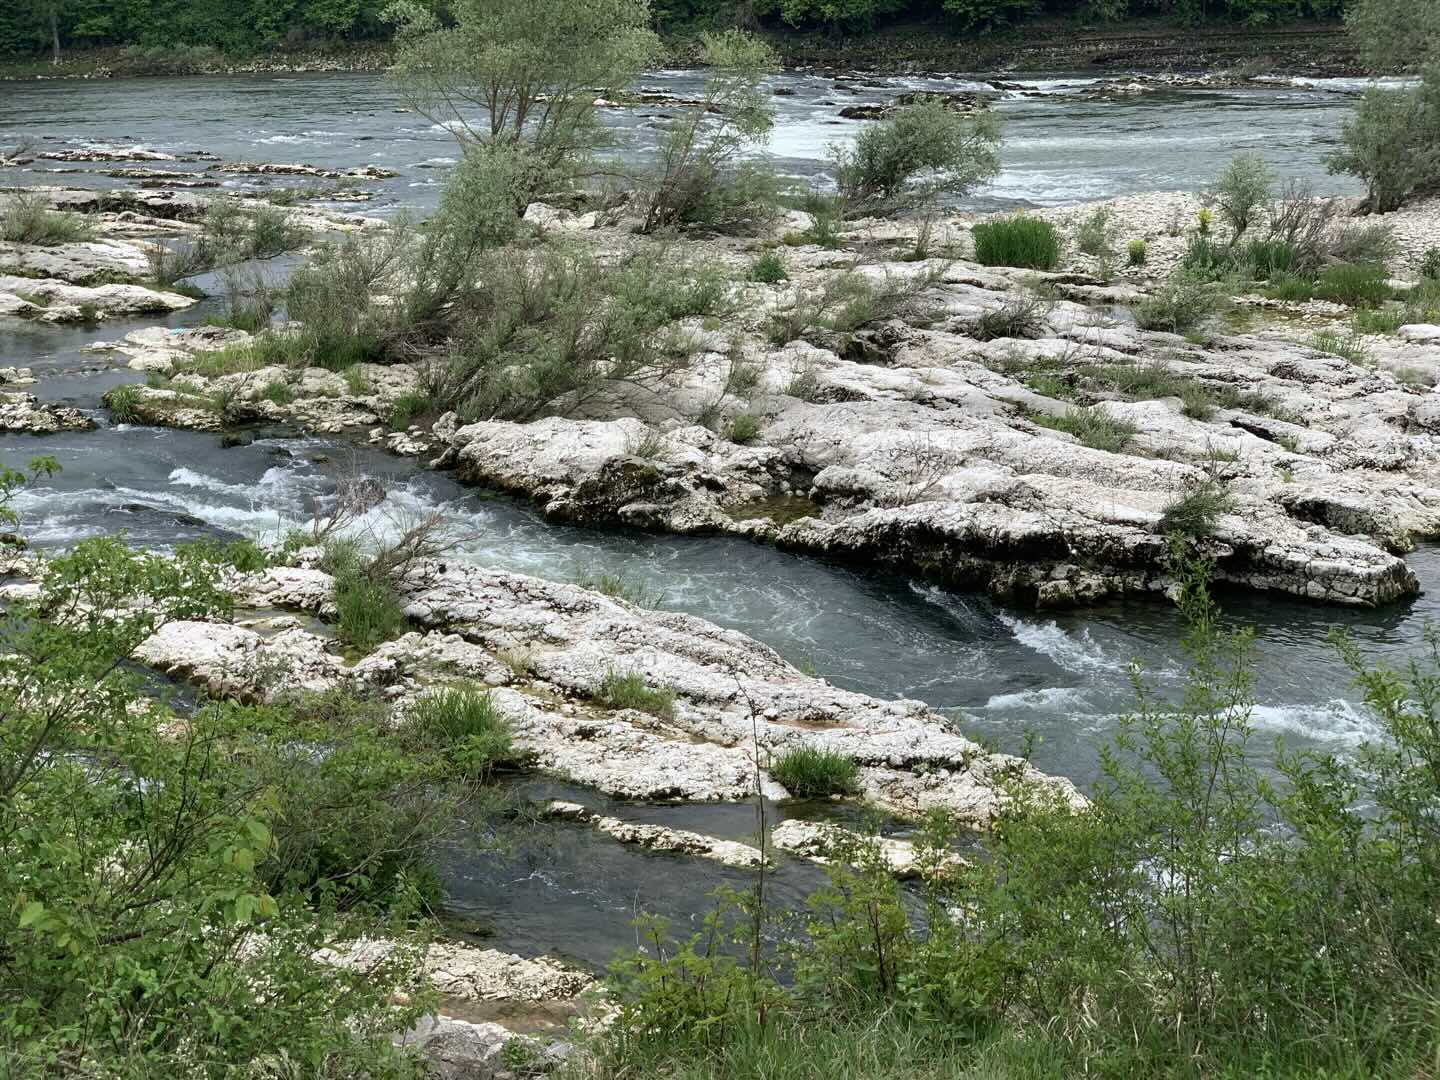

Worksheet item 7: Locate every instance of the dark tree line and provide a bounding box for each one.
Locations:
[1,0,1347,60]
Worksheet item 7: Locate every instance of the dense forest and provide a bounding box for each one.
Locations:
[0,0,1348,60]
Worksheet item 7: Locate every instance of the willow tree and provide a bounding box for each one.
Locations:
[385,0,660,186]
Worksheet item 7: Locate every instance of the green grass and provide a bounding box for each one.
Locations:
[580,573,664,608]
[388,390,433,432]
[770,746,861,799]
[105,384,144,424]
[1352,305,1407,335]
[1310,329,1373,366]
[972,294,1049,341]
[334,567,406,652]
[262,380,295,406]
[729,413,762,444]
[1127,238,1148,266]
[1314,263,1392,308]
[1029,406,1138,453]
[1158,479,1235,537]
[749,250,788,284]
[407,686,515,777]
[597,671,675,720]
[1132,274,1229,333]
[971,216,1061,271]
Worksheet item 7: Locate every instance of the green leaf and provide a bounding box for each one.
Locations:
[17,901,45,929]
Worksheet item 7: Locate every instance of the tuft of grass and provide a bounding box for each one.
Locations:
[1353,306,1406,335]
[580,573,665,608]
[261,380,295,406]
[1029,405,1138,453]
[748,250,788,284]
[1158,479,1235,537]
[770,745,861,798]
[729,412,762,444]
[1310,329,1374,366]
[597,671,676,720]
[1127,238,1148,266]
[388,391,433,432]
[407,686,515,777]
[1314,263,1392,308]
[334,567,406,652]
[972,215,1061,270]
[106,384,144,425]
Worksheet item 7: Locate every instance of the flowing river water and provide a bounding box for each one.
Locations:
[2,69,1434,967]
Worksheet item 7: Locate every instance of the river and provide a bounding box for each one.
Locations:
[1,69,1432,968]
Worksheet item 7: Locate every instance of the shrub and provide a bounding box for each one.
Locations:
[832,97,1002,212]
[749,250,788,283]
[770,746,862,798]
[641,31,779,234]
[971,215,1061,270]
[1158,478,1235,536]
[1030,405,1137,453]
[728,412,762,443]
[972,293,1051,341]
[438,244,730,422]
[388,390,433,432]
[597,671,676,719]
[1328,221,1397,265]
[1209,153,1274,241]
[1421,247,1440,280]
[1315,262,1392,307]
[1263,271,1317,302]
[407,686,515,777]
[1127,238,1148,266]
[1327,81,1440,213]
[0,190,96,246]
[387,0,660,183]
[1074,206,1114,259]
[1133,273,1229,332]
[334,566,407,651]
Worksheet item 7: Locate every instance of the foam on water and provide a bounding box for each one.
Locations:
[997,613,1117,675]
[983,686,1091,711]
[1250,699,1381,747]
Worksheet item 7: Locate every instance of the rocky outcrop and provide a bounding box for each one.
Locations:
[543,800,767,868]
[768,818,960,880]
[0,273,194,319]
[0,238,150,285]
[434,259,1440,609]
[134,561,1076,823]
[0,392,94,433]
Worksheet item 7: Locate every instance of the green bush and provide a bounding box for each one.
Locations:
[1127,238,1148,266]
[1074,206,1114,259]
[598,671,676,719]
[971,215,1060,270]
[770,746,861,798]
[1133,272,1229,332]
[1209,153,1274,241]
[1421,246,1440,280]
[1030,405,1137,453]
[1327,78,1440,213]
[641,31,779,235]
[749,250,788,283]
[971,293,1050,341]
[728,412,762,443]
[1263,271,1317,302]
[407,686,515,777]
[833,97,1002,212]
[1328,221,1397,265]
[1315,262,1393,307]
[0,190,95,246]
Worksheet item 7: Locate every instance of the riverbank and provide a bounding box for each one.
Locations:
[0,16,1358,82]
